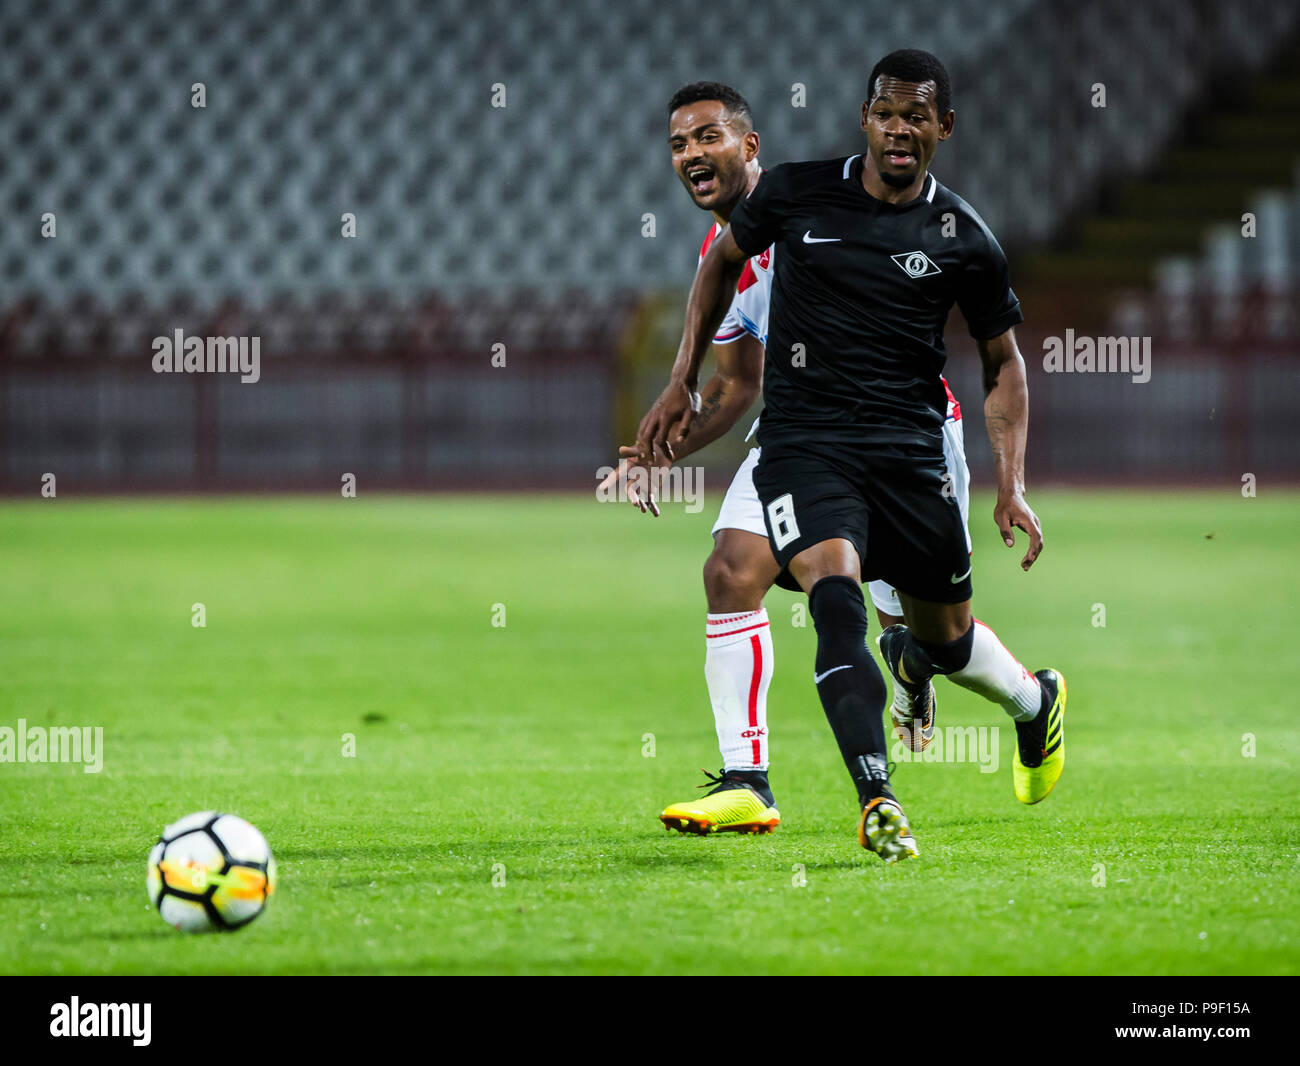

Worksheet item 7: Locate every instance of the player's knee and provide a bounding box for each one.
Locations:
[914,621,975,674]
[702,548,731,603]
[808,575,868,637]
[703,542,766,609]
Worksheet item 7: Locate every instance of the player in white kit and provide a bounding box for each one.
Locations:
[604,83,1033,834]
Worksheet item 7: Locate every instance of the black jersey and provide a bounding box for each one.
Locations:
[727,154,1022,450]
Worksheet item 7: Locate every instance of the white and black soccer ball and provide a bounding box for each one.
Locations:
[146,811,277,932]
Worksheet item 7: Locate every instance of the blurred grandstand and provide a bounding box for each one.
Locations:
[2,0,1298,491]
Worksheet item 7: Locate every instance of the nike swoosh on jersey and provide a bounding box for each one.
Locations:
[950,566,972,583]
[813,664,853,684]
[802,231,841,243]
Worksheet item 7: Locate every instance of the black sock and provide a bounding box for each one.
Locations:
[722,769,775,807]
[901,622,975,682]
[808,576,889,802]
[848,753,894,805]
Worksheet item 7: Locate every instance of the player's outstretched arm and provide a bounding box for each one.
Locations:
[657,332,763,461]
[978,327,1043,570]
[635,227,748,463]
[599,332,762,517]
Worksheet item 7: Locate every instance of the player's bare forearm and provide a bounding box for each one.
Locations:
[978,328,1029,497]
[604,346,759,517]
[978,327,1043,568]
[673,374,756,458]
[667,334,762,460]
[636,227,749,462]
[670,228,748,389]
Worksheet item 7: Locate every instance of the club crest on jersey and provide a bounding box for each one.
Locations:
[891,250,941,279]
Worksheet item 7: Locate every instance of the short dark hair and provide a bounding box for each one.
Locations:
[867,49,951,115]
[667,81,753,130]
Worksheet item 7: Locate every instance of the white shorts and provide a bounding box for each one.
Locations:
[712,418,971,616]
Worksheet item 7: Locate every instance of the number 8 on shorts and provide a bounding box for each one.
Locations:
[766,493,801,551]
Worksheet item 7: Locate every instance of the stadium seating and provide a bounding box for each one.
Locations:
[1151,175,1300,340]
[2,1,1297,487]
[2,0,1295,356]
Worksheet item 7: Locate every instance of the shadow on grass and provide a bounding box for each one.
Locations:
[32,923,179,946]
[279,835,732,884]
[76,926,178,943]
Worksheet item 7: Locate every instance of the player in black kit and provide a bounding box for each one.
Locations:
[636,50,1067,863]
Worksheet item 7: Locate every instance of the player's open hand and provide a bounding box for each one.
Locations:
[597,452,661,516]
[994,492,1043,570]
[635,379,700,465]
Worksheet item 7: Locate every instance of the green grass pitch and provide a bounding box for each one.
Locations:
[1,489,1296,975]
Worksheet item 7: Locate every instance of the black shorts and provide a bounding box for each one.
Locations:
[752,438,973,603]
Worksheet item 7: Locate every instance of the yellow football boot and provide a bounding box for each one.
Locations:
[1013,669,1066,804]
[660,769,780,835]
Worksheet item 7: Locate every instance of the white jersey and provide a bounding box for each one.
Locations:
[699,221,773,346]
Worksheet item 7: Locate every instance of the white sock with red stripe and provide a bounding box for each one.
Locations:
[947,619,1042,721]
[704,609,773,771]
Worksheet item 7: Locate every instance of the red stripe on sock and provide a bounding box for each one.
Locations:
[707,610,762,626]
[705,621,769,639]
[748,633,762,765]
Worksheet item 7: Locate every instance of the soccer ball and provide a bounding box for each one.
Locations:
[147,811,276,932]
